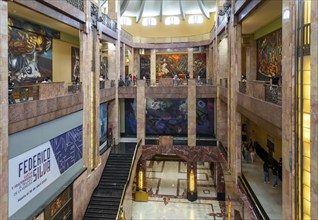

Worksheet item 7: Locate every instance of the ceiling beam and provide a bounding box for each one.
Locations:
[160,0,163,22]
[120,0,130,16]
[136,0,146,23]
[197,0,210,19]
[179,0,185,20]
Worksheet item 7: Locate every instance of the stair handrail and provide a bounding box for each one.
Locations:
[116,139,143,220]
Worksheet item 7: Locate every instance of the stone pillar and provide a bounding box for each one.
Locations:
[207,46,213,80]
[108,43,116,80]
[215,162,225,201]
[188,79,196,146]
[133,48,139,78]
[281,1,296,219]
[228,21,242,181]
[137,80,146,144]
[107,0,117,21]
[121,43,126,78]
[0,2,8,219]
[187,162,197,201]
[81,15,99,169]
[150,49,156,84]
[188,48,193,78]
[128,48,134,77]
[246,38,257,81]
[310,1,318,219]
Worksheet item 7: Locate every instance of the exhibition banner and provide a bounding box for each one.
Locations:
[8,126,82,217]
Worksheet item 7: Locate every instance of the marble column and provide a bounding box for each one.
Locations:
[188,48,193,78]
[137,80,146,144]
[246,38,257,81]
[207,46,213,80]
[0,1,8,219]
[150,49,156,84]
[215,162,225,201]
[228,21,242,181]
[121,43,126,78]
[107,43,116,80]
[107,0,117,22]
[128,48,134,77]
[187,162,197,201]
[133,48,139,78]
[310,1,318,219]
[188,79,196,146]
[281,0,296,219]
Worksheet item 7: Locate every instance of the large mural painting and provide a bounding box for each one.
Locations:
[8,16,59,84]
[146,99,188,136]
[156,54,188,79]
[196,98,214,137]
[194,53,207,79]
[100,103,108,151]
[257,29,282,81]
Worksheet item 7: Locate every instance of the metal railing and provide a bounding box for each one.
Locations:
[8,85,39,104]
[238,174,270,220]
[65,0,84,11]
[264,84,281,105]
[101,13,117,32]
[116,139,143,220]
[121,29,133,42]
[239,81,247,93]
[68,82,81,93]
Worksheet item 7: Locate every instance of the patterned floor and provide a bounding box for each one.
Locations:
[132,161,226,220]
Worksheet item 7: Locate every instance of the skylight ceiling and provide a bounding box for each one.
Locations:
[120,0,217,22]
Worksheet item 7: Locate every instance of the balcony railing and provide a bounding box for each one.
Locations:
[101,13,117,32]
[65,0,84,11]
[121,29,133,42]
[238,80,282,106]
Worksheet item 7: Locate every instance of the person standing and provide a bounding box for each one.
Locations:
[272,164,278,188]
[263,161,270,183]
[250,146,255,163]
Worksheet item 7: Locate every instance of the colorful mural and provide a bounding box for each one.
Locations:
[71,47,80,82]
[140,55,150,80]
[8,16,59,84]
[193,53,207,79]
[146,98,188,136]
[196,98,214,137]
[257,29,282,81]
[156,54,188,79]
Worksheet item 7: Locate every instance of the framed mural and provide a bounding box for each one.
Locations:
[146,98,188,136]
[193,53,207,79]
[99,103,108,151]
[156,54,188,79]
[196,98,214,137]
[140,55,150,80]
[71,47,80,82]
[8,16,59,84]
[256,29,282,81]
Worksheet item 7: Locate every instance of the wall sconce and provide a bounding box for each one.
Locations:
[137,165,144,191]
[189,165,195,193]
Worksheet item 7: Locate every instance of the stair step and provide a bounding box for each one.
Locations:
[84,211,117,219]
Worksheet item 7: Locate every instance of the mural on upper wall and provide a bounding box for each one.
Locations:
[100,102,108,151]
[146,98,188,136]
[156,54,188,79]
[196,98,214,137]
[194,53,207,79]
[125,99,137,136]
[140,55,150,80]
[71,47,80,82]
[257,28,282,81]
[8,16,59,84]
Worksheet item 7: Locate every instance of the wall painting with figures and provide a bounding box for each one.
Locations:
[71,47,80,82]
[155,53,206,79]
[256,28,282,81]
[8,16,60,85]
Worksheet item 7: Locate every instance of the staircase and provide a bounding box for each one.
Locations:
[84,146,135,220]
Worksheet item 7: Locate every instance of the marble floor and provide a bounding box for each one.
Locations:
[132,161,226,220]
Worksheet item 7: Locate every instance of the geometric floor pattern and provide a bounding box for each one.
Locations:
[132,161,226,220]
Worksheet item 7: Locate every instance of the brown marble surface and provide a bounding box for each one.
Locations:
[142,145,221,163]
[8,93,83,134]
[38,82,68,100]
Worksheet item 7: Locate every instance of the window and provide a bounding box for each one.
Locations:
[120,17,132,26]
[165,16,180,25]
[188,15,204,24]
[142,17,157,26]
